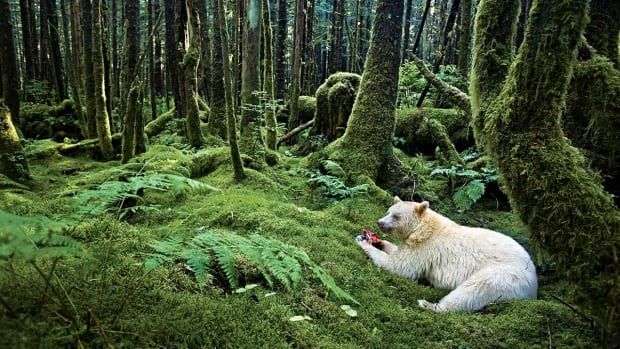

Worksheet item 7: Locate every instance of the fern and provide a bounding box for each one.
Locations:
[321,160,346,179]
[306,170,368,207]
[431,163,498,211]
[0,210,84,268]
[454,180,486,211]
[71,169,219,219]
[144,229,359,304]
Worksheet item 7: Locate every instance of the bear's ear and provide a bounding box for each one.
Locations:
[414,201,429,215]
[393,196,402,204]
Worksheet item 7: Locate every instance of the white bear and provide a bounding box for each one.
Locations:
[357,197,538,312]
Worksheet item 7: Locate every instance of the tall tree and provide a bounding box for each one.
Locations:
[45,0,67,100]
[148,0,157,121]
[263,0,277,150]
[121,0,141,162]
[274,0,287,100]
[457,0,472,75]
[0,0,21,128]
[325,0,404,185]
[92,0,114,159]
[207,0,227,140]
[401,0,414,62]
[411,0,432,56]
[239,0,266,161]
[165,0,184,119]
[19,0,36,82]
[472,0,620,339]
[286,0,306,139]
[328,0,345,74]
[81,0,98,138]
[153,0,164,97]
[110,0,120,103]
[182,0,204,147]
[585,0,620,67]
[60,0,86,136]
[216,0,245,180]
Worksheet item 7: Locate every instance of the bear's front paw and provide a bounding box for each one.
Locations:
[356,237,372,250]
[418,299,441,312]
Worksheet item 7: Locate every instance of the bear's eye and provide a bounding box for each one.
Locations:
[392,215,400,220]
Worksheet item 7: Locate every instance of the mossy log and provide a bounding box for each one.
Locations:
[20,99,82,140]
[395,107,471,161]
[58,133,123,157]
[0,105,30,183]
[143,107,176,137]
[409,54,471,114]
[472,0,620,339]
[311,72,361,141]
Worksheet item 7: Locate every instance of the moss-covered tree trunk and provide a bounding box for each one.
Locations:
[134,85,146,155]
[0,105,30,183]
[239,0,266,161]
[0,0,21,129]
[401,0,413,62]
[92,0,114,159]
[216,0,245,181]
[81,0,98,138]
[274,0,287,100]
[325,0,404,184]
[457,0,472,75]
[286,0,306,141]
[207,0,228,140]
[263,0,277,150]
[183,0,204,148]
[472,0,620,339]
[45,0,67,101]
[328,0,345,74]
[19,0,36,82]
[122,83,139,163]
[585,0,619,68]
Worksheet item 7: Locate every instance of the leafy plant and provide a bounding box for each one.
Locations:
[431,165,498,211]
[144,228,359,304]
[70,169,219,219]
[305,160,368,207]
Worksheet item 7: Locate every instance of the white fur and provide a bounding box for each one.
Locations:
[359,197,538,312]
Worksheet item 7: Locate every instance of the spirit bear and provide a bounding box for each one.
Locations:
[357,197,538,312]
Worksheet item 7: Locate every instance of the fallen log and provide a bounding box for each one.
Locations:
[144,107,176,137]
[277,120,314,146]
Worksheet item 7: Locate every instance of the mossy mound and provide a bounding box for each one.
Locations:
[20,99,82,141]
[312,72,361,142]
[395,107,472,157]
[276,95,317,124]
[0,141,601,348]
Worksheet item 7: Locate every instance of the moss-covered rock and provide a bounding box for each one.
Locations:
[276,95,316,124]
[395,107,472,157]
[20,99,82,141]
[312,72,360,142]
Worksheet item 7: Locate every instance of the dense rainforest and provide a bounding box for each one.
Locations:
[0,0,619,347]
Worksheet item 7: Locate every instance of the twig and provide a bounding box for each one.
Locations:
[89,308,115,349]
[0,295,17,318]
[546,317,552,349]
[549,293,595,327]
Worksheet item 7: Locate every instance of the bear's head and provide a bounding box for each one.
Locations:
[377,196,429,239]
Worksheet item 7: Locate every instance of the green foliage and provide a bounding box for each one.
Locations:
[398,63,467,108]
[0,210,83,264]
[431,153,498,211]
[22,79,56,104]
[70,168,218,219]
[304,160,369,207]
[144,228,359,304]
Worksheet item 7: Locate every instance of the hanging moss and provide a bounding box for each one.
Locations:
[395,107,471,160]
[0,105,30,183]
[473,0,620,339]
[564,53,620,203]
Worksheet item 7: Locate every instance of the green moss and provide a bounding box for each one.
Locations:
[312,73,361,141]
[298,95,317,123]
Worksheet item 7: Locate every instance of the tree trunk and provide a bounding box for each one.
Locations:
[165,0,183,120]
[0,105,30,183]
[585,0,620,68]
[216,0,245,180]
[234,0,245,110]
[134,84,147,155]
[45,0,67,101]
[239,0,266,161]
[411,0,432,55]
[456,0,471,75]
[148,0,157,121]
[207,0,227,140]
[183,0,204,147]
[286,0,306,140]
[302,0,316,94]
[122,83,139,163]
[325,0,404,184]
[401,0,413,62]
[0,0,21,128]
[19,0,36,82]
[111,0,120,103]
[472,0,620,339]
[154,0,164,96]
[328,0,345,74]
[121,0,140,123]
[410,54,470,113]
[82,0,98,138]
[263,0,277,150]
[60,0,86,137]
[39,0,51,85]
[92,0,114,159]
[274,0,287,100]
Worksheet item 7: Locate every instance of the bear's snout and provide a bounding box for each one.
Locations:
[378,219,391,232]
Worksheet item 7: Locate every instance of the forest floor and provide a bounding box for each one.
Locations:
[0,129,598,348]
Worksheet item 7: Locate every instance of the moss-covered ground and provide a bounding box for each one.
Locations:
[0,139,598,348]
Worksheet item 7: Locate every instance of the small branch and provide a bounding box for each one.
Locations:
[278,120,314,146]
[549,293,595,327]
[0,295,17,318]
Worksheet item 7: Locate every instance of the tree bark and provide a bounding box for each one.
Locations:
[122,83,139,163]
[411,0,431,56]
[92,0,114,159]
[472,0,620,339]
[207,0,228,140]
[0,105,30,183]
[0,0,21,128]
[456,0,472,75]
[216,0,245,180]
[585,0,620,68]
[286,0,306,140]
[274,0,287,100]
[263,0,277,150]
[239,0,266,161]
[183,0,204,147]
[19,0,36,82]
[328,0,345,74]
[148,0,157,121]
[45,0,67,101]
[401,0,413,62]
[81,0,98,138]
